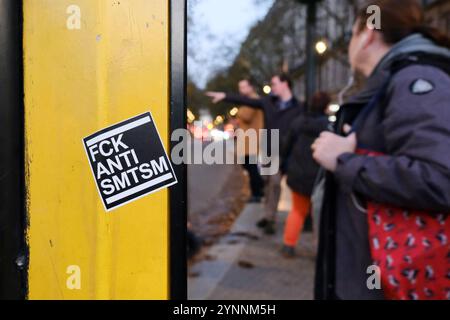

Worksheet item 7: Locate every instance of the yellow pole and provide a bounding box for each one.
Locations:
[24,0,170,299]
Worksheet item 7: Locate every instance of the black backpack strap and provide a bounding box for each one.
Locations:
[391,52,450,76]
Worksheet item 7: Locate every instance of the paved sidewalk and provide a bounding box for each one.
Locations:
[188,180,316,300]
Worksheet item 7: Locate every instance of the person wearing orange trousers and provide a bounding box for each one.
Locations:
[280,92,330,258]
[284,191,311,249]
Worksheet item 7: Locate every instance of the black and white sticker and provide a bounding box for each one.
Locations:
[83,112,177,211]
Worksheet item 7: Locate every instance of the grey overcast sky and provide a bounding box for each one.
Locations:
[188,0,274,88]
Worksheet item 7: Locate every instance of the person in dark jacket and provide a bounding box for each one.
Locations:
[280,92,330,258]
[312,0,450,300]
[206,74,305,235]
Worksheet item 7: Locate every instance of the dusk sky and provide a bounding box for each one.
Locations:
[188,0,274,88]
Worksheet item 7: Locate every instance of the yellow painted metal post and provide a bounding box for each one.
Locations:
[24,0,171,299]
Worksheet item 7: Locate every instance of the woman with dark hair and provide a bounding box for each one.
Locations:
[280,92,330,258]
[312,0,450,300]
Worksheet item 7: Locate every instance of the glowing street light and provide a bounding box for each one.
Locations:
[315,40,328,55]
[214,115,224,126]
[229,107,239,117]
[187,109,196,123]
[263,85,271,95]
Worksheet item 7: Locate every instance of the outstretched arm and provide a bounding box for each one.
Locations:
[205,92,264,109]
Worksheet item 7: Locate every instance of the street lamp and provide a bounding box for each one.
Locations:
[229,107,239,117]
[315,40,328,55]
[315,39,328,90]
[187,109,196,123]
[214,115,224,125]
[297,0,323,108]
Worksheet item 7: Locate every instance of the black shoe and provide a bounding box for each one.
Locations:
[281,245,296,258]
[264,221,276,235]
[256,218,269,228]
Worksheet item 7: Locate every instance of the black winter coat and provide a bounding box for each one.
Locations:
[315,50,450,300]
[281,113,329,196]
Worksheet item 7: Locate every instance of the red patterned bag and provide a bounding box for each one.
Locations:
[357,149,450,300]
[347,56,450,299]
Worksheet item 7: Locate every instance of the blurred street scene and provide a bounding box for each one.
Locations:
[187,0,450,300]
[188,140,249,245]
[189,177,316,300]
